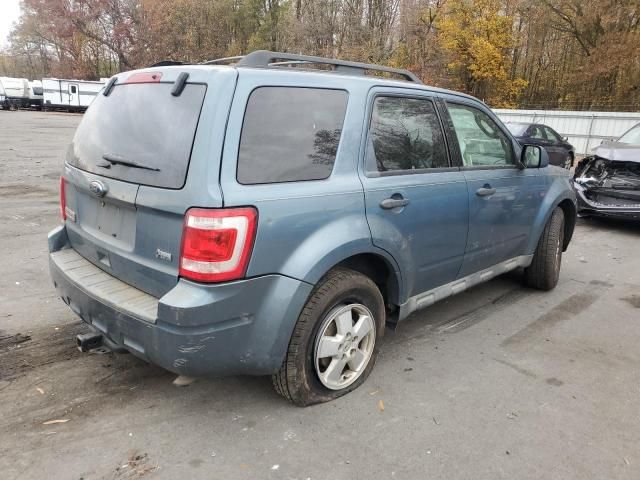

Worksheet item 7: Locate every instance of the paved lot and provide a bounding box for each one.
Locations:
[1,110,639,480]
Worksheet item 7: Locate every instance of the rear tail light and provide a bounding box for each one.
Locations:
[59,176,66,221]
[179,207,258,283]
[124,72,162,84]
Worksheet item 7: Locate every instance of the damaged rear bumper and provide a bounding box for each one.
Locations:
[48,225,313,377]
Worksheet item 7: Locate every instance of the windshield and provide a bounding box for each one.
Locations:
[618,124,640,145]
[505,123,529,136]
[66,82,206,189]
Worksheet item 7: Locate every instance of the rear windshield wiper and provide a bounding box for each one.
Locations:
[99,153,161,172]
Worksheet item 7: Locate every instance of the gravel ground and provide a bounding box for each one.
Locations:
[1,110,639,480]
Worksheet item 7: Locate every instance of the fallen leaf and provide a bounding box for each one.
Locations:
[173,375,196,387]
[378,399,385,412]
[36,387,45,395]
[42,419,69,425]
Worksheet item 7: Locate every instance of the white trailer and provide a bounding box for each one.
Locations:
[42,78,105,111]
[0,77,29,109]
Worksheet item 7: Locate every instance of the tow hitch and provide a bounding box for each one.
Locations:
[76,332,103,352]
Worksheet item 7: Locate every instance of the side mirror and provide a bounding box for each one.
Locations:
[521,145,549,168]
[562,136,568,142]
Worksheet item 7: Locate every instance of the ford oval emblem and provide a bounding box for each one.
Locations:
[89,180,107,197]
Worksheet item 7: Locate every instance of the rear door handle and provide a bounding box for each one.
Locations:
[380,197,410,209]
[476,186,496,197]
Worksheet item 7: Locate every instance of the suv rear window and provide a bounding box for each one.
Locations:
[66,83,206,189]
[237,87,348,184]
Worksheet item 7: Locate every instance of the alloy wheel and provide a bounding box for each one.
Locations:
[314,304,376,390]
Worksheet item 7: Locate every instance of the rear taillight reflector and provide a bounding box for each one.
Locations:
[179,207,258,283]
[60,176,66,221]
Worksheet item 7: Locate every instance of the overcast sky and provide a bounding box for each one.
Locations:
[0,0,22,48]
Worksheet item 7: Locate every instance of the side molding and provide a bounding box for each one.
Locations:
[398,255,533,321]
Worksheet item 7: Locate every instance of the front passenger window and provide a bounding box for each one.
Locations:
[447,103,515,167]
[543,126,562,142]
[529,125,546,140]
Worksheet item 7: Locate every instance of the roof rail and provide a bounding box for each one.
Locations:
[201,56,245,65]
[236,50,422,84]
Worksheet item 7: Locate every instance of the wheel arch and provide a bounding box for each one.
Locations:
[303,248,404,316]
[334,252,402,308]
[526,178,578,254]
[557,198,576,250]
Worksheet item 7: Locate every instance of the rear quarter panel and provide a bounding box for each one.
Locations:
[218,70,403,296]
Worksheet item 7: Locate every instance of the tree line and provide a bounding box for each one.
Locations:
[1,0,638,110]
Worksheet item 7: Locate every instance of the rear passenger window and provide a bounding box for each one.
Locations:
[366,96,448,172]
[447,103,515,167]
[237,87,348,184]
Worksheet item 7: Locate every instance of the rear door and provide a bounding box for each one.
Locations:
[360,88,469,298]
[441,98,545,276]
[62,67,237,297]
[68,83,80,107]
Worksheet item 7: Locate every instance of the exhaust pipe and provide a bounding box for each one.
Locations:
[76,332,103,352]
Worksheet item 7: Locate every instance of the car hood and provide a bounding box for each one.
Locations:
[591,142,640,162]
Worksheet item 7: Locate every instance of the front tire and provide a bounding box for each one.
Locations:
[272,267,385,406]
[525,208,565,290]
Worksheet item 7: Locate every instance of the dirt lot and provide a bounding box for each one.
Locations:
[1,110,639,480]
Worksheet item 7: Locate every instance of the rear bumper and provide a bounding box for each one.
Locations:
[574,183,640,220]
[48,225,313,377]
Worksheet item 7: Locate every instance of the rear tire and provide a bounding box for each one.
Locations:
[272,267,385,406]
[525,208,565,290]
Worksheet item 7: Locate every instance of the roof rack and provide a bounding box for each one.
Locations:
[236,50,422,84]
[200,56,245,65]
[147,51,422,83]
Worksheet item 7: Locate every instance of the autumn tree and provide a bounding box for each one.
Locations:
[437,0,527,107]
[1,0,638,111]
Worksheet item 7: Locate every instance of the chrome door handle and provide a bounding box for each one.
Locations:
[476,186,496,197]
[380,197,410,209]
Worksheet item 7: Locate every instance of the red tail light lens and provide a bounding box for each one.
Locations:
[124,72,162,84]
[179,207,258,283]
[60,176,67,221]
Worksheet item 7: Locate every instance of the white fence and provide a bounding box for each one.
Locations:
[493,109,640,155]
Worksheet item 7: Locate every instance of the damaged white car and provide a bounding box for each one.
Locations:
[573,123,640,220]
